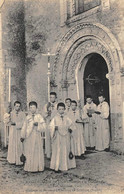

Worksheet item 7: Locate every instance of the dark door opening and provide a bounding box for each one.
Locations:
[83,53,111,139]
[84,53,110,105]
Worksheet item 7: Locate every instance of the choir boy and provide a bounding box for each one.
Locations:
[65,98,72,114]
[43,92,57,159]
[50,102,76,172]
[21,101,46,172]
[82,96,96,150]
[4,101,25,165]
[69,100,85,159]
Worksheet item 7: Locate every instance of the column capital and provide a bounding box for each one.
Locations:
[106,72,115,85]
[61,79,69,88]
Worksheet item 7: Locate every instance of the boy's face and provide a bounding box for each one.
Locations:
[29,105,37,114]
[14,103,21,111]
[98,96,105,103]
[86,98,92,104]
[50,95,56,103]
[71,103,77,111]
[65,100,71,107]
[58,106,65,115]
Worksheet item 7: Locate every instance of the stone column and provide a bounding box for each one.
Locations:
[69,0,76,17]
[61,79,69,100]
[106,72,117,145]
[120,68,124,140]
[60,0,67,26]
[108,70,124,152]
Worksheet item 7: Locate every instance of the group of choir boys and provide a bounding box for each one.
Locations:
[4,92,110,173]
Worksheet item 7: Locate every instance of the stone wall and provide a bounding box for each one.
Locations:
[24,0,63,111]
[2,0,27,110]
[0,0,27,145]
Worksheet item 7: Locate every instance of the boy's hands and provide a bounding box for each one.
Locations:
[95,111,101,115]
[68,128,72,133]
[47,110,51,116]
[11,122,16,126]
[20,138,25,142]
[87,113,92,117]
[75,119,80,123]
[88,109,95,114]
[54,126,72,133]
[33,122,38,126]
[55,126,58,131]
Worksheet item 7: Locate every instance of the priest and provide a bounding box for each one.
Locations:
[95,94,110,151]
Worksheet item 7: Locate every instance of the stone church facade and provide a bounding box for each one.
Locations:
[0,0,124,153]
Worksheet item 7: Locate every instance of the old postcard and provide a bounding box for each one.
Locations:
[0,0,124,193]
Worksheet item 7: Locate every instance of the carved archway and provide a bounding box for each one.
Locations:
[53,23,123,83]
[53,23,123,104]
[52,22,124,143]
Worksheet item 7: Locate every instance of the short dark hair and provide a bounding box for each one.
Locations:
[71,100,77,106]
[98,93,105,98]
[57,102,65,109]
[29,101,37,108]
[86,95,92,99]
[65,98,71,102]
[14,101,21,106]
[50,92,57,97]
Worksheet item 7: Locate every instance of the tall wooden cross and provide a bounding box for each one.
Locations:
[4,52,16,103]
[4,51,16,147]
[42,49,55,102]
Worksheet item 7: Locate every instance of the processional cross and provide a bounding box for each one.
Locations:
[42,49,55,102]
[86,74,100,85]
[4,52,16,147]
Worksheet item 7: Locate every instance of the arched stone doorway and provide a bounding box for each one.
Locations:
[82,53,109,105]
[52,23,124,151]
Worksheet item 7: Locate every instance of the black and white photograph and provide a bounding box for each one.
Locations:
[0,0,124,193]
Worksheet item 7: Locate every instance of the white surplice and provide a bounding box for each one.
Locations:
[95,101,110,151]
[82,102,97,148]
[21,113,46,172]
[4,110,25,165]
[43,102,57,158]
[49,113,76,171]
[68,109,85,156]
[65,106,71,115]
